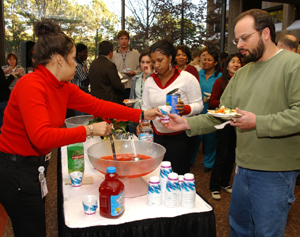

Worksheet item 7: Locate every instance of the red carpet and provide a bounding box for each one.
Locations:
[0,203,7,236]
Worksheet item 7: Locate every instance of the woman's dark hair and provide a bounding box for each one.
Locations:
[221,53,242,90]
[206,49,221,77]
[175,45,192,64]
[6,53,18,66]
[32,19,74,68]
[234,9,276,43]
[149,40,177,65]
[139,51,149,63]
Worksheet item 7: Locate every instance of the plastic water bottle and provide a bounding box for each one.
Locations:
[138,120,153,142]
[165,172,180,208]
[159,161,172,204]
[147,176,161,206]
[181,173,196,208]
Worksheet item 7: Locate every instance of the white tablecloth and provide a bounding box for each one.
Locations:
[61,137,213,228]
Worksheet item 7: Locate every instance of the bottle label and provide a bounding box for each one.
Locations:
[139,133,154,142]
[67,144,84,173]
[110,191,125,216]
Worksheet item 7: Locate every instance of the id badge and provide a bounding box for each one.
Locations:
[40,177,48,198]
[38,166,48,198]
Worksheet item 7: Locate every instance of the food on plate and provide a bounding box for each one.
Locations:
[123,99,129,103]
[207,106,237,114]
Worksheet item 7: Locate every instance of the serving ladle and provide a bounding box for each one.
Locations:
[129,133,143,161]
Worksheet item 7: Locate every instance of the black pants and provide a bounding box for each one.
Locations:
[0,156,49,237]
[210,124,236,192]
[154,132,197,175]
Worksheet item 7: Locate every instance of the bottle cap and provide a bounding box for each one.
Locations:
[107,166,116,173]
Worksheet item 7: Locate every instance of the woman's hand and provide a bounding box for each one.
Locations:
[175,100,185,115]
[144,108,164,120]
[160,113,191,131]
[85,122,112,137]
[136,120,151,136]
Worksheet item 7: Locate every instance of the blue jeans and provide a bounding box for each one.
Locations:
[229,166,299,237]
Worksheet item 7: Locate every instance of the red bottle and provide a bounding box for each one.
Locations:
[99,166,125,218]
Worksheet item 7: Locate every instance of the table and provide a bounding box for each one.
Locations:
[57,139,216,237]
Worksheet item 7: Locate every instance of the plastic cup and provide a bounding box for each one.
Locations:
[82,195,98,216]
[69,171,83,188]
[158,105,172,123]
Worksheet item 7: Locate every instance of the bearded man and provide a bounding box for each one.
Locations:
[161,9,300,237]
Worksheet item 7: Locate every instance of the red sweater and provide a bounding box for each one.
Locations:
[209,76,228,109]
[185,65,199,81]
[0,65,141,156]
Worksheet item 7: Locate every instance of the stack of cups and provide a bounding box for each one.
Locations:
[178,175,184,203]
[181,173,196,208]
[159,161,172,204]
[147,176,161,206]
[165,172,180,208]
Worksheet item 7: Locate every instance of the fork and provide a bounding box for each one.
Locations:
[214,117,238,129]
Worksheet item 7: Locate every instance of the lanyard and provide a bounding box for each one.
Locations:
[121,49,129,68]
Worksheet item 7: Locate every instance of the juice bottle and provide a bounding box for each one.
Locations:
[67,143,84,174]
[99,167,125,218]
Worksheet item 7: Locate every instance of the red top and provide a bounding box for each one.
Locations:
[209,76,228,109]
[185,65,199,81]
[0,65,141,156]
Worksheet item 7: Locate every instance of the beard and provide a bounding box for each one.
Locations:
[241,37,265,63]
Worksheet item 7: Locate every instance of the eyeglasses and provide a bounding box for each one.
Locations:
[232,31,261,45]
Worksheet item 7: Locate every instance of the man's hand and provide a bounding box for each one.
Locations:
[160,113,191,131]
[230,108,256,130]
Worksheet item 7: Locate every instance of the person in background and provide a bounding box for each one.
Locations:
[0,69,17,130]
[175,45,199,81]
[277,34,299,53]
[89,41,125,104]
[236,53,247,67]
[71,43,90,116]
[112,30,140,100]
[209,54,242,200]
[140,40,203,175]
[71,43,89,93]
[127,51,153,134]
[189,50,201,71]
[219,52,228,70]
[190,50,222,171]
[197,48,208,71]
[1,53,25,90]
[162,9,300,236]
[0,19,162,237]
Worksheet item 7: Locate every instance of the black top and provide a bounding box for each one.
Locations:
[0,69,15,102]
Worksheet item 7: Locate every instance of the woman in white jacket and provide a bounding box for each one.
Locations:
[140,40,204,174]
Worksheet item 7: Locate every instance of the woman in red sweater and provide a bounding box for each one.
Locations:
[208,53,242,200]
[0,19,161,237]
[175,45,199,81]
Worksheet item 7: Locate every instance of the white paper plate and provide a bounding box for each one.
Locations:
[123,99,138,104]
[207,112,242,120]
[121,79,128,83]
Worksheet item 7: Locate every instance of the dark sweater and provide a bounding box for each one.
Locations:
[0,69,15,102]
